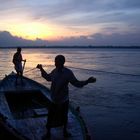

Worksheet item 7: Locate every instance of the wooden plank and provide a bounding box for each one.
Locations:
[0,92,13,119]
[0,73,86,140]
[11,113,84,140]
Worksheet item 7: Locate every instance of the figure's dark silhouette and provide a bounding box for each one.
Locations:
[12,47,26,85]
[37,55,96,139]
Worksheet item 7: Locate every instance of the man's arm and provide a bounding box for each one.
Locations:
[36,64,51,81]
[69,71,96,88]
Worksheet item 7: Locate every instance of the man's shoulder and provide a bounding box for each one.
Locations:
[51,67,73,74]
[13,52,18,57]
[13,52,17,59]
[64,67,73,74]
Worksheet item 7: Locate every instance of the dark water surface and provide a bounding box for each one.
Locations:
[0,48,140,140]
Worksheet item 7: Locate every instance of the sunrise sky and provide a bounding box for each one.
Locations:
[0,0,140,46]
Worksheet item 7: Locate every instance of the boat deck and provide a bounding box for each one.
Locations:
[0,73,86,140]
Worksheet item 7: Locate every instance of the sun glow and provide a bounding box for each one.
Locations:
[11,22,55,40]
[5,19,99,41]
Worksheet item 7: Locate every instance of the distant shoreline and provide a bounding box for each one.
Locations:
[0,46,140,49]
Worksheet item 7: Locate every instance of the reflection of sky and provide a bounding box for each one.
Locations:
[23,50,54,71]
[0,0,140,41]
[0,48,140,79]
[0,49,14,74]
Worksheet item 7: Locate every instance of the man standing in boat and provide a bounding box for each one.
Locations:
[37,55,96,139]
[12,47,26,85]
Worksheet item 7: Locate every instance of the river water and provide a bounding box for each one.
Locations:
[0,48,140,140]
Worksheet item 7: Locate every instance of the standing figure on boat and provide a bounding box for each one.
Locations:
[12,47,26,85]
[37,55,96,139]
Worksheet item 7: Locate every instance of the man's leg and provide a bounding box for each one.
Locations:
[20,71,24,85]
[63,101,72,137]
[15,71,19,86]
[42,103,54,139]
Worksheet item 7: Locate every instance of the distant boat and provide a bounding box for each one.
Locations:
[0,72,90,140]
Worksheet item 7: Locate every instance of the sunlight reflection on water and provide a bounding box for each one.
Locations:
[0,48,140,140]
[0,48,140,107]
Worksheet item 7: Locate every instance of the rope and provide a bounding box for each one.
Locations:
[23,68,37,74]
[23,64,52,74]
[42,65,140,77]
[68,66,140,77]
[22,64,140,77]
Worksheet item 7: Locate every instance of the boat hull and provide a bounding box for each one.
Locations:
[0,72,89,140]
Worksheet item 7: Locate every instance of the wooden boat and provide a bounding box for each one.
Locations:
[0,72,90,140]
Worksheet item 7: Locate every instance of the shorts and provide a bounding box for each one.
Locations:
[15,63,23,72]
[46,100,69,128]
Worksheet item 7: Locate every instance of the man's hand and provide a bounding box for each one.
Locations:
[36,64,42,69]
[22,59,26,62]
[87,77,96,83]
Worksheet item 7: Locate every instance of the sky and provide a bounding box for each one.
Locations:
[0,0,140,46]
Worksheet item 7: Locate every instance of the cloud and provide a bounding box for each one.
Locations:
[0,31,47,47]
[0,30,140,47]
[90,32,140,46]
[47,32,140,46]
[0,0,140,46]
[0,0,140,37]
[1,0,140,25]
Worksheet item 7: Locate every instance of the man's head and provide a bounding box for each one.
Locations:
[55,55,65,68]
[17,47,21,53]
